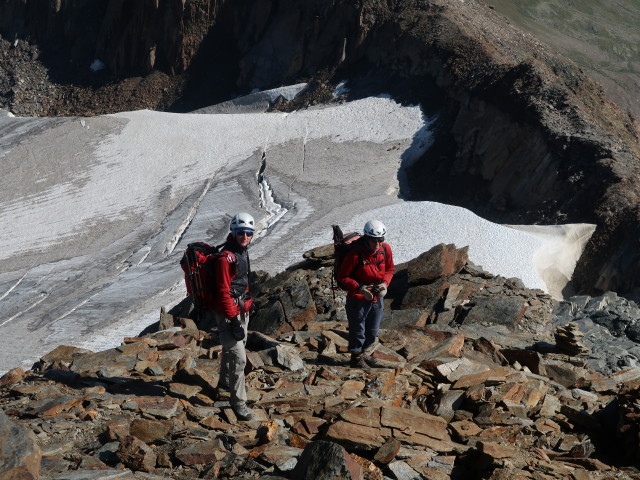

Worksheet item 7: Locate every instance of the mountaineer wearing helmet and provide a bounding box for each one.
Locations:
[208,212,256,421]
[337,219,395,368]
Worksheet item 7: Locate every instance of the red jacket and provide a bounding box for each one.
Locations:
[211,236,252,318]
[337,242,394,301]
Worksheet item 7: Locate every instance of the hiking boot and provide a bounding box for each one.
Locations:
[363,354,382,368]
[350,353,368,369]
[232,403,254,421]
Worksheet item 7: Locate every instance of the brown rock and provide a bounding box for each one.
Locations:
[41,345,92,366]
[294,416,328,438]
[117,435,157,472]
[325,421,386,451]
[0,410,42,479]
[167,382,202,400]
[290,433,309,449]
[452,366,511,389]
[23,394,85,418]
[129,418,172,444]
[407,244,469,284]
[374,438,401,464]
[257,419,280,444]
[0,367,25,387]
[450,420,482,438]
[173,367,219,397]
[200,415,232,431]
[159,306,174,330]
[392,430,460,452]
[381,406,449,440]
[116,341,150,355]
[478,441,518,459]
[133,396,181,419]
[104,420,131,442]
[175,441,228,465]
[340,406,381,428]
[340,380,365,400]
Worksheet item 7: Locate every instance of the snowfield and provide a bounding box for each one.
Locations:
[0,91,594,374]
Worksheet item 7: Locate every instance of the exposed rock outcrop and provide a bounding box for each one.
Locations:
[2,246,640,479]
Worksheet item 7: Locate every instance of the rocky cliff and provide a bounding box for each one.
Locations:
[1,0,640,296]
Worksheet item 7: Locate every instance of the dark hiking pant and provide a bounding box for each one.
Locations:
[346,297,383,353]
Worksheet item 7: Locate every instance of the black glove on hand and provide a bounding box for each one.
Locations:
[228,316,245,341]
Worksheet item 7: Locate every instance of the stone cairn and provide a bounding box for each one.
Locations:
[554,322,591,357]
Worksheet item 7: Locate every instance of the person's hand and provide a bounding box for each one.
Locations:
[359,285,374,301]
[376,282,388,298]
[228,317,245,341]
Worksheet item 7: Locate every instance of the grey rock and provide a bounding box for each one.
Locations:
[95,441,120,464]
[388,460,422,480]
[275,345,305,371]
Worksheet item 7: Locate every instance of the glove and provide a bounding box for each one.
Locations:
[228,316,245,341]
[376,283,388,298]
[358,285,374,301]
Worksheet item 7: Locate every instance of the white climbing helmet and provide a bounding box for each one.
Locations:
[363,219,386,239]
[230,212,255,231]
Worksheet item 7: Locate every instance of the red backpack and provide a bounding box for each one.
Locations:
[180,242,234,317]
[332,225,363,291]
[332,225,387,292]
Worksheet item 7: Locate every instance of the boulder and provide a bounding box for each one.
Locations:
[0,367,25,387]
[116,436,156,472]
[407,244,469,285]
[0,409,41,479]
[292,440,363,480]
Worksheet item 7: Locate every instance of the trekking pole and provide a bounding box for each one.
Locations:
[184,248,201,324]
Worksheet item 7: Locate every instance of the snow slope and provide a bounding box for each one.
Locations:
[0,92,593,374]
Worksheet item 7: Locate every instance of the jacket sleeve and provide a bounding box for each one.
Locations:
[213,253,239,318]
[337,250,361,294]
[383,243,395,286]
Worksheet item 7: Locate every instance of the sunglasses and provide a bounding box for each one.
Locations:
[367,236,384,243]
[235,229,254,237]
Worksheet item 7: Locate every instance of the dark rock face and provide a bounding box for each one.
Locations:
[1,0,640,296]
[553,291,640,374]
[292,440,362,480]
[249,270,319,336]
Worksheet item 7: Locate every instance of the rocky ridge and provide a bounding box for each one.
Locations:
[2,245,640,479]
